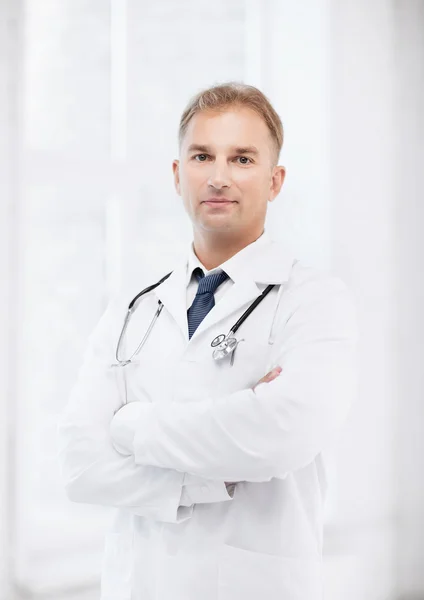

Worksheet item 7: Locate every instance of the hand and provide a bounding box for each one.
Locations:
[252,365,282,392]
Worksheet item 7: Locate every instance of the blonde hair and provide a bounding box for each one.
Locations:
[178,82,284,165]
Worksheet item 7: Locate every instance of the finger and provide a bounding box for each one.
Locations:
[256,373,275,387]
[253,366,282,391]
[264,366,282,380]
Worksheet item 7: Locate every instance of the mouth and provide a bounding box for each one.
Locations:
[202,200,237,207]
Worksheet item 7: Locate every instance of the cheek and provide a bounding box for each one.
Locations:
[180,166,204,193]
[237,173,269,198]
[236,169,268,187]
[179,171,203,213]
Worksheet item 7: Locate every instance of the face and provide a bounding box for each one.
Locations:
[172,107,285,241]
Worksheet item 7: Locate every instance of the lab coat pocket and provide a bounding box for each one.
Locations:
[100,532,133,600]
[217,544,323,600]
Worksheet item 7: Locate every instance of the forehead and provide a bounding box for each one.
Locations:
[182,107,272,152]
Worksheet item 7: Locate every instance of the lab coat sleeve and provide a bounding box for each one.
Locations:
[109,275,359,482]
[57,294,234,525]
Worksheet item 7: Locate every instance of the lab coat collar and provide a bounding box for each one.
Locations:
[185,229,272,286]
[153,230,296,343]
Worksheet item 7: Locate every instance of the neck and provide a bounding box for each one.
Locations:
[193,229,265,271]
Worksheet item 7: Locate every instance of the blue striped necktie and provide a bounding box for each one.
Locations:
[187,267,229,339]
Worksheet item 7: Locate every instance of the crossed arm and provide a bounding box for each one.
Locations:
[57,337,275,524]
[57,295,241,524]
[57,277,358,523]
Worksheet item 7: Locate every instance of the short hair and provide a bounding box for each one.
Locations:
[178,82,284,165]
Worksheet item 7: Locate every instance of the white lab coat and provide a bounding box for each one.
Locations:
[57,236,358,600]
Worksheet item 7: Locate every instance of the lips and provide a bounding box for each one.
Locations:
[203,201,235,209]
[203,198,236,205]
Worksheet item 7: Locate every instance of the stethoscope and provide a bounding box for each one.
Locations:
[112,271,276,368]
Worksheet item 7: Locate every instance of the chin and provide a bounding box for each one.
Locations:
[201,222,238,235]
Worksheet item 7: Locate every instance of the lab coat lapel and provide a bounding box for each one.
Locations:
[153,257,189,342]
[190,239,295,341]
[189,278,260,340]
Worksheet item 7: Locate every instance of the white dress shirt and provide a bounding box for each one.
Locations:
[186,229,270,309]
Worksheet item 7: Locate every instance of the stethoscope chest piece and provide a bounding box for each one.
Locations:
[211,334,226,348]
[211,335,238,361]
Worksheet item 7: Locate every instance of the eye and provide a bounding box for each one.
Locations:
[193,154,209,162]
[236,156,252,165]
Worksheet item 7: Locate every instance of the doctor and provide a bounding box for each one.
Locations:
[57,82,358,600]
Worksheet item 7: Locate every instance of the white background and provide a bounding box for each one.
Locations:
[0,1,423,599]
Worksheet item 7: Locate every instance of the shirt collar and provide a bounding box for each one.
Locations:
[186,229,272,287]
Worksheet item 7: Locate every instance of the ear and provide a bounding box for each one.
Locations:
[172,160,181,196]
[269,165,286,202]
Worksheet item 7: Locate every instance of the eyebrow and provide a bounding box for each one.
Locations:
[187,144,260,155]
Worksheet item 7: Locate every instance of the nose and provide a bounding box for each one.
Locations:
[207,159,231,189]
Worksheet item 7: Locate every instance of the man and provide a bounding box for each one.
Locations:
[57,82,358,600]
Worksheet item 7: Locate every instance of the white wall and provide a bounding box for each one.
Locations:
[328,2,424,598]
[328,1,397,598]
[393,1,424,596]
[0,0,20,596]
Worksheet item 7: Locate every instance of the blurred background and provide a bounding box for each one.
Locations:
[0,0,423,598]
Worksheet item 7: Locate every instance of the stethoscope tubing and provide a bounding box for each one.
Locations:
[128,271,172,310]
[115,301,164,365]
[115,272,276,366]
[230,284,275,334]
